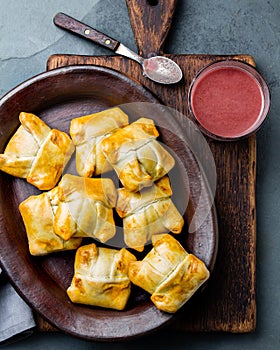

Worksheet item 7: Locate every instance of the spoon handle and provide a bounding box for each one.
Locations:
[53,12,119,51]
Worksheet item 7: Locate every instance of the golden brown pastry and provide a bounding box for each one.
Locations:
[70,107,129,176]
[67,243,136,310]
[19,174,117,254]
[116,176,184,252]
[53,174,117,243]
[101,118,175,192]
[0,112,74,190]
[19,187,82,256]
[128,234,210,313]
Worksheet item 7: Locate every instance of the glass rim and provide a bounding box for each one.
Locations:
[187,59,271,141]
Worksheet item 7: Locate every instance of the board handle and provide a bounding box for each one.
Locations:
[126,0,178,57]
[53,12,119,51]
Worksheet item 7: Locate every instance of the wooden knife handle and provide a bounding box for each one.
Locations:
[53,12,120,51]
[126,0,178,57]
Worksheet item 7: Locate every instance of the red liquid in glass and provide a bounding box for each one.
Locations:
[190,66,264,138]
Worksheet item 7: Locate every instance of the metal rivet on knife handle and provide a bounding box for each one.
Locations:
[53,12,182,84]
[53,12,120,51]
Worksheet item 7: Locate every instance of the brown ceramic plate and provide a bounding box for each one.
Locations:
[0,66,218,341]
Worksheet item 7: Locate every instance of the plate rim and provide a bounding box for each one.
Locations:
[0,65,218,341]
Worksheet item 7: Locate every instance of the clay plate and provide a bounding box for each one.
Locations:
[0,66,218,341]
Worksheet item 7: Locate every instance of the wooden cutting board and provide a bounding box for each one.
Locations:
[37,0,256,333]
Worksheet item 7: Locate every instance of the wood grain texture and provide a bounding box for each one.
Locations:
[125,0,178,56]
[44,52,257,333]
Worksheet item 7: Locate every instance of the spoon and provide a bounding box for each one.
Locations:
[53,12,183,85]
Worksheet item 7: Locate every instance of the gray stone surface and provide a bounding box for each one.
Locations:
[0,0,279,349]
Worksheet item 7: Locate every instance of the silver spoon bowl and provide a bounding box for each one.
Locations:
[54,12,183,85]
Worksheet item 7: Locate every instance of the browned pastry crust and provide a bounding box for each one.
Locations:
[115,176,184,252]
[19,174,118,255]
[101,118,175,192]
[19,186,82,256]
[67,243,136,310]
[128,234,210,313]
[53,174,117,243]
[0,112,74,190]
[70,107,129,176]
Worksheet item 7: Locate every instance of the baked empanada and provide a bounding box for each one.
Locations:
[54,174,117,243]
[19,187,82,256]
[101,118,175,192]
[128,234,210,313]
[70,107,129,177]
[116,176,184,252]
[0,112,74,190]
[67,243,136,310]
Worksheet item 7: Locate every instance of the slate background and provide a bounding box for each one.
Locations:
[0,0,279,349]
